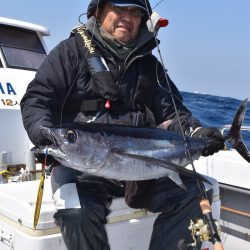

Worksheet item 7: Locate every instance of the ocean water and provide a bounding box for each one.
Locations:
[182,92,250,149]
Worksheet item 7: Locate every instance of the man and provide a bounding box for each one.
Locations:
[21,0,225,249]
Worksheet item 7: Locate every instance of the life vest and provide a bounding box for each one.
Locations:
[68,26,156,127]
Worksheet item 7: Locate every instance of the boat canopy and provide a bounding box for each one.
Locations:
[0,17,50,36]
[0,17,48,71]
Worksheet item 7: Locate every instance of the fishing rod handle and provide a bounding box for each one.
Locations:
[213,242,224,250]
[200,199,212,214]
[199,199,224,250]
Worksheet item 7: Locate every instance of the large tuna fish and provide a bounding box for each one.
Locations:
[33,99,249,187]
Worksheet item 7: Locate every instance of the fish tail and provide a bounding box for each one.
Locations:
[226,98,250,162]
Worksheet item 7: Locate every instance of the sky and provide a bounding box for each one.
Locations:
[1,0,250,100]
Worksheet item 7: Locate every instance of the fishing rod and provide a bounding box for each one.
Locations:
[152,0,164,10]
[143,1,224,249]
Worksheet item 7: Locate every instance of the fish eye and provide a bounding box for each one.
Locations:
[64,129,78,143]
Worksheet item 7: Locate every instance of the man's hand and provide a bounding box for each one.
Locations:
[33,128,55,165]
[157,120,172,130]
[191,127,225,156]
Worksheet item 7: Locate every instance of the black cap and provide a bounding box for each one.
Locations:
[87,0,152,21]
[109,0,148,12]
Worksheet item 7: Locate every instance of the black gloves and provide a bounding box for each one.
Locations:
[32,127,56,166]
[191,127,225,156]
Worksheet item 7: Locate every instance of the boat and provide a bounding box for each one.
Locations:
[0,17,249,250]
[0,16,49,171]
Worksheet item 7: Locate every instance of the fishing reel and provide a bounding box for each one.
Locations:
[189,218,221,246]
[177,218,222,250]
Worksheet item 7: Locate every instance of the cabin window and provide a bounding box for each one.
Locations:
[0,25,46,70]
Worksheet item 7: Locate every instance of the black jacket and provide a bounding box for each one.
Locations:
[21,20,200,146]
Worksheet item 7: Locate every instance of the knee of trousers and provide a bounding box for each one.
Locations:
[202,175,219,201]
[52,183,109,224]
[52,183,81,210]
[53,206,109,236]
[54,207,95,227]
[202,175,221,220]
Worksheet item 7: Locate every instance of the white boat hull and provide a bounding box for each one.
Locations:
[0,178,222,250]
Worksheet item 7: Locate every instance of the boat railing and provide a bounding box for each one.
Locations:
[220,125,250,151]
[220,125,250,135]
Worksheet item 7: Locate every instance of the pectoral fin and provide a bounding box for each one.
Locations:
[111,148,211,187]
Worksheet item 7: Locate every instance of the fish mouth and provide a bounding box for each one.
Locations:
[40,126,59,147]
[30,146,66,161]
[49,133,59,147]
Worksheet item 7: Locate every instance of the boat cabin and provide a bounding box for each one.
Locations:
[0,17,49,166]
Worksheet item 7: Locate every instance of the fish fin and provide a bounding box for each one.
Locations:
[168,172,186,190]
[111,148,211,187]
[226,98,250,163]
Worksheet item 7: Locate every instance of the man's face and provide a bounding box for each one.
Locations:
[98,3,142,43]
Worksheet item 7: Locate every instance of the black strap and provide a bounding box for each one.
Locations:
[71,26,95,57]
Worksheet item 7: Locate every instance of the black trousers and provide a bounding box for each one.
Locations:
[51,166,206,250]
